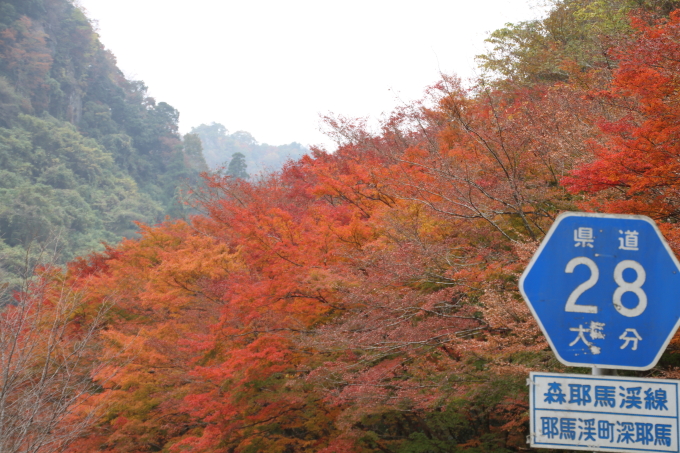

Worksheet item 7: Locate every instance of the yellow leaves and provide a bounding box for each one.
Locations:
[302,268,340,293]
[112,220,244,312]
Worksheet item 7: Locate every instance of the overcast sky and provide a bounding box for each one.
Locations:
[76,0,544,150]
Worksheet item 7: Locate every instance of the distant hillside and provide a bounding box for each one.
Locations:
[191,122,308,176]
[0,0,206,279]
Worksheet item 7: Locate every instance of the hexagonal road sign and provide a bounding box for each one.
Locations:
[520,212,680,370]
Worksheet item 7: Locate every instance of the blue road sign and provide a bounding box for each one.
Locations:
[520,212,680,370]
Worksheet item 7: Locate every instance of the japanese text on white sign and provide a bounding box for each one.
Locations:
[530,373,680,452]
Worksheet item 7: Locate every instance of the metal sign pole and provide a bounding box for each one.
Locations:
[592,367,615,376]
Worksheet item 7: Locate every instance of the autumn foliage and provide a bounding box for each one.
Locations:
[12,2,680,453]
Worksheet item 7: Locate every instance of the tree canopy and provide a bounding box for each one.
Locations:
[226,152,249,179]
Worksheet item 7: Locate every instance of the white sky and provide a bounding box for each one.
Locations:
[76,0,544,150]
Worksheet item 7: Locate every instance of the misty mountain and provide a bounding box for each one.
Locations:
[191,122,308,176]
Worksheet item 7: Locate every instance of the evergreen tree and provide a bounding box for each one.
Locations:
[226,152,249,179]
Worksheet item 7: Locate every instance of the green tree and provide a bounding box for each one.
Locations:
[476,0,645,85]
[226,151,249,179]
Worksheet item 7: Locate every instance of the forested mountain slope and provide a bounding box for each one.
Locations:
[0,0,206,277]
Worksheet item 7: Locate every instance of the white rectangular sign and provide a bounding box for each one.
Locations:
[530,372,680,452]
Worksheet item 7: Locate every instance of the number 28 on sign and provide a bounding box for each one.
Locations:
[520,213,680,370]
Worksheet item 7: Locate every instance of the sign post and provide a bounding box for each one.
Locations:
[521,212,680,452]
